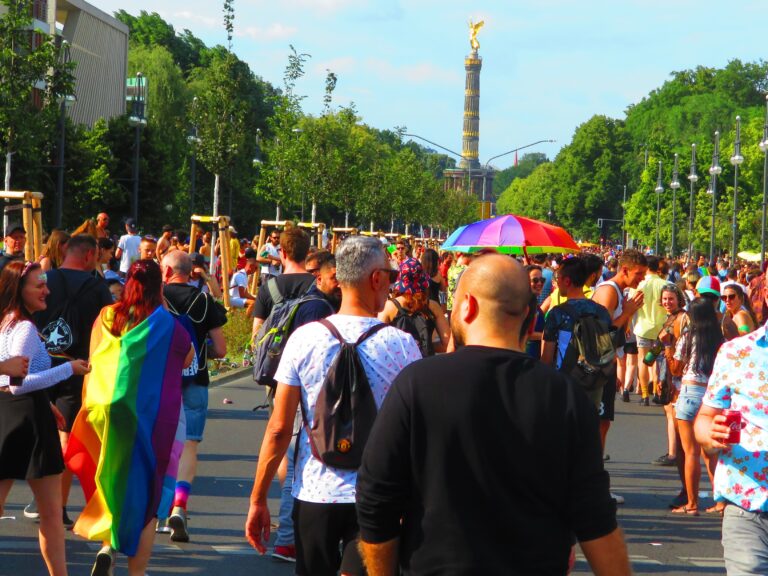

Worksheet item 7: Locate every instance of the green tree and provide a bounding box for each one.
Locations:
[492,152,548,197]
[0,0,74,191]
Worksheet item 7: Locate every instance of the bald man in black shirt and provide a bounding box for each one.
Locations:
[356,254,630,576]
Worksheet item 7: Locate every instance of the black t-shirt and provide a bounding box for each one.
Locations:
[356,346,617,576]
[34,268,113,387]
[163,283,227,387]
[252,273,317,320]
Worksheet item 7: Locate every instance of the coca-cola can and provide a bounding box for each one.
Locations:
[723,409,742,444]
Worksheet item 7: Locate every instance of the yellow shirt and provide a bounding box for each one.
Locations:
[633,274,668,340]
[548,285,594,307]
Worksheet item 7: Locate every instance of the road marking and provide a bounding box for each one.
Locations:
[680,556,725,568]
[211,544,259,555]
[0,541,39,550]
[85,542,181,552]
[576,554,662,565]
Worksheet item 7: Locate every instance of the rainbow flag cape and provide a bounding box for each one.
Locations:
[65,305,190,556]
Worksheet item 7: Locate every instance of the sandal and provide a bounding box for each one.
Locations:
[671,506,699,516]
[705,505,725,516]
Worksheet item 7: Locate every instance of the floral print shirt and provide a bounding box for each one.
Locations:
[704,324,768,511]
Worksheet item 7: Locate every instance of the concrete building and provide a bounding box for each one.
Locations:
[52,0,129,127]
[0,0,128,127]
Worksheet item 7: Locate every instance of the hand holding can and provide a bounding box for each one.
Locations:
[722,409,742,444]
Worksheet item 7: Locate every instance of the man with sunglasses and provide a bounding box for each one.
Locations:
[247,236,420,574]
[257,229,282,285]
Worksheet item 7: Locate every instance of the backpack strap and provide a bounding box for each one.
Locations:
[317,318,389,347]
[266,277,283,306]
[390,298,406,313]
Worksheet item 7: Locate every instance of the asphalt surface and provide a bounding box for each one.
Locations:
[0,373,726,575]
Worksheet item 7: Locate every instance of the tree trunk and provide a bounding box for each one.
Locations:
[311,201,317,224]
[370,220,374,233]
[4,146,12,237]
[390,215,394,234]
[344,210,349,228]
[210,172,220,276]
[404,223,410,236]
[276,203,281,221]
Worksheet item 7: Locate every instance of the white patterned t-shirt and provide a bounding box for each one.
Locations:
[274,314,422,504]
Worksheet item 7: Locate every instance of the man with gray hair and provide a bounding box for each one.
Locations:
[246,236,422,575]
[160,250,227,542]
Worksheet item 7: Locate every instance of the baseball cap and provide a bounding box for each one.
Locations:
[6,222,25,236]
[696,276,721,297]
[190,253,206,268]
[125,218,138,232]
[244,247,257,259]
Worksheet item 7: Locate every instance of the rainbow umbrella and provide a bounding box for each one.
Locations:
[441,214,580,255]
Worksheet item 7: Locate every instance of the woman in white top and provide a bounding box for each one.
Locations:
[0,261,90,575]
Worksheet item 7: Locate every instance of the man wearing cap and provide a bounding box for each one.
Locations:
[115,218,141,276]
[229,248,259,309]
[0,223,26,272]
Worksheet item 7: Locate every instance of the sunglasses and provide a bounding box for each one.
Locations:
[378,268,400,283]
[530,277,545,284]
[721,293,739,302]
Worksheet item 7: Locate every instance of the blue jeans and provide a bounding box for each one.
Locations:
[722,504,768,574]
[274,437,295,547]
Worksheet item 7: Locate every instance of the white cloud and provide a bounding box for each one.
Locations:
[314,57,356,75]
[367,59,459,85]
[171,10,218,28]
[237,23,298,41]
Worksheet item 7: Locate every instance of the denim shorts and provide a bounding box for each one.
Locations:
[637,336,657,349]
[182,383,209,442]
[675,384,706,422]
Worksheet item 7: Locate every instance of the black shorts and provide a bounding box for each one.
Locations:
[47,377,83,433]
[292,499,365,576]
[598,366,617,422]
[623,342,638,355]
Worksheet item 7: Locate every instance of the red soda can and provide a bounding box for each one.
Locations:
[723,409,742,444]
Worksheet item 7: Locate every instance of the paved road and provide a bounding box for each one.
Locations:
[0,374,726,575]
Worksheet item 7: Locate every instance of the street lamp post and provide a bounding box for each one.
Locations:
[730,116,744,262]
[760,95,768,271]
[54,41,74,229]
[128,72,147,223]
[709,131,723,264]
[655,161,663,255]
[480,139,555,205]
[187,103,201,218]
[687,144,698,260]
[622,184,627,247]
[670,153,681,257]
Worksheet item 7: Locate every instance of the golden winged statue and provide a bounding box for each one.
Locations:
[469,19,484,51]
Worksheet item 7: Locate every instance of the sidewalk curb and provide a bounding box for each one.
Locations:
[209,366,251,387]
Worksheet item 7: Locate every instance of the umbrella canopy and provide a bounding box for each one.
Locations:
[441,214,580,255]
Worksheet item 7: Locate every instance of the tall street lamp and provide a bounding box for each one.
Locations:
[670,153,681,257]
[709,131,722,264]
[481,139,555,207]
[687,144,699,259]
[654,161,663,255]
[622,184,627,247]
[730,116,744,262]
[128,72,147,223]
[187,97,201,218]
[760,94,768,271]
[55,40,75,229]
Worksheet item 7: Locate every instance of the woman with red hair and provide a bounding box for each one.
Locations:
[0,261,90,576]
[67,259,193,576]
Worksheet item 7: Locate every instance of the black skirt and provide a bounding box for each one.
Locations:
[0,389,64,480]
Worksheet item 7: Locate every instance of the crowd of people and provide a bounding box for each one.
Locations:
[1,210,768,575]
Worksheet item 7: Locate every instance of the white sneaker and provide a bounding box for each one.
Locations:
[611,492,625,505]
[91,545,114,576]
[168,506,189,542]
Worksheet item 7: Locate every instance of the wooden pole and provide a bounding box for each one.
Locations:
[22,194,33,262]
[219,216,231,310]
[31,197,43,261]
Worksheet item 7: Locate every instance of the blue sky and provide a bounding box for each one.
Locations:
[96,0,767,170]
